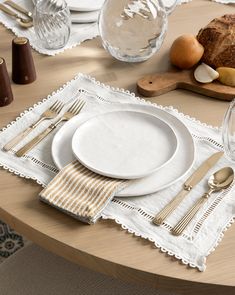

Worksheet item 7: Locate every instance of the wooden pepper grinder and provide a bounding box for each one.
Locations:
[0,57,14,107]
[12,37,36,84]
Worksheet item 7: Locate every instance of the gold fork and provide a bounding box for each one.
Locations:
[3,100,64,152]
[16,99,86,157]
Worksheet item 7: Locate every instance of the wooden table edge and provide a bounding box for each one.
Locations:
[0,207,234,295]
[0,1,235,294]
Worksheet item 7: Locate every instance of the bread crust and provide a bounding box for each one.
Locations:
[197,14,235,68]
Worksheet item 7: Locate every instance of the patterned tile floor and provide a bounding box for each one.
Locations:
[0,220,25,264]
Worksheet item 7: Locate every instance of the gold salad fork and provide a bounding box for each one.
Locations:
[3,100,64,152]
[16,99,86,157]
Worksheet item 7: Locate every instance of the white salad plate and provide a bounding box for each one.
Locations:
[70,10,99,23]
[67,0,105,11]
[52,103,195,197]
[71,111,178,179]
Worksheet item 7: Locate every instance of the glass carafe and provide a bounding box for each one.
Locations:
[98,0,178,62]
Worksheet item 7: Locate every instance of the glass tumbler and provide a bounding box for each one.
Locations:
[222,99,235,161]
[33,0,71,50]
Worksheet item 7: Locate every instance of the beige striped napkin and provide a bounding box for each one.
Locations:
[39,161,128,224]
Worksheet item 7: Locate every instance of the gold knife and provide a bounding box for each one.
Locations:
[153,151,224,225]
[0,3,33,28]
[4,0,33,20]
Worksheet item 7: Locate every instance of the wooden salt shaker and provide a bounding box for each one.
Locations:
[12,37,36,84]
[0,57,14,107]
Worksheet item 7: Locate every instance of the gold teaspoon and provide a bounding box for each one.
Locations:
[171,167,234,236]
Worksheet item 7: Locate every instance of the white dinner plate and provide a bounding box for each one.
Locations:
[71,111,178,179]
[52,103,195,197]
[67,0,105,11]
[71,10,99,23]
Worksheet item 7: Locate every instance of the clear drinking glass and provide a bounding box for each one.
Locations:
[222,99,235,161]
[98,0,178,62]
[33,0,71,50]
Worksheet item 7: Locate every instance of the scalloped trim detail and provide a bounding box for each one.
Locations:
[102,190,235,272]
[0,72,229,272]
[0,162,46,188]
[101,214,204,271]
[208,216,235,257]
[0,20,99,56]
[1,78,83,133]
[111,198,191,240]
[83,74,222,130]
[0,73,222,135]
[69,73,221,130]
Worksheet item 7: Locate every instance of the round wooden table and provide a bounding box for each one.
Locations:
[0,1,234,294]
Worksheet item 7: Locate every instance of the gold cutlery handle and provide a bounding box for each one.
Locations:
[0,3,18,17]
[4,0,32,18]
[153,189,189,225]
[3,118,44,151]
[14,99,84,157]
[3,126,33,151]
[16,126,54,157]
[171,197,207,236]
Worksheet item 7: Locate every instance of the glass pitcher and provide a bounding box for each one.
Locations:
[98,0,178,62]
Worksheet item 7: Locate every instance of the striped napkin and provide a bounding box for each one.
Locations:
[39,161,128,224]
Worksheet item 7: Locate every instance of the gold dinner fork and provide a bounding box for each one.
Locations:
[16,99,86,157]
[3,100,64,152]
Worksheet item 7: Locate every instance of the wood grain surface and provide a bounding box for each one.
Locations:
[0,1,235,294]
[137,70,235,100]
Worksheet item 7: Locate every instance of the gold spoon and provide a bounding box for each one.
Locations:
[0,3,33,28]
[171,167,234,236]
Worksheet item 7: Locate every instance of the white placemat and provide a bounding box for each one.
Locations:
[211,0,235,3]
[0,73,234,272]
[0,0,99,56]
[0,0,232,56]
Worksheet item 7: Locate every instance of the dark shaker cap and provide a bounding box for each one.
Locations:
[12,37,36,84]
[0,57,14,107]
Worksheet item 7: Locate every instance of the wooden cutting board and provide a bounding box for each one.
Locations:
[137,69,235,101]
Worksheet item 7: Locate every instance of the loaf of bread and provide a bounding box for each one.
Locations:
[197,14,235,69]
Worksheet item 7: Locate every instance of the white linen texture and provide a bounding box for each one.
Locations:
[0,0,99,55]
[0,73,234,272]
[0,0,233,56]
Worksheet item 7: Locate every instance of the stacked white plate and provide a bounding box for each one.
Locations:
[67,0,105,23]
[52,104,195,197]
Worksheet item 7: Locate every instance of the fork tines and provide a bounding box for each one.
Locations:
[68,99,86,114]
[50,100,64,113]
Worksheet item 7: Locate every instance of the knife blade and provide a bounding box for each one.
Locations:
[153,151,224,225]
